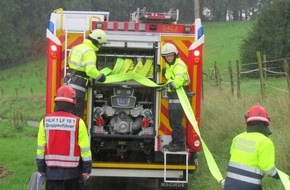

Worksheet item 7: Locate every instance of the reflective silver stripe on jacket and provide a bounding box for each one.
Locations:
[45,155,80,161]
[86,61,95,66]
[37,145,44,150]
[226,172,262,185]
[173,63,190,84]
[69,48,93,68]
[169,99,180,103]
[229,162,263,175]
[67,83,87,92]
[45,160,79,168]
[82,155,92,161]
[263,167,278,177]
[227,162,263,185]
[36,155,44,159]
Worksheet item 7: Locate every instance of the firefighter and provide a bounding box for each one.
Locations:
[64,29,107,118]
[36,85,92,190]
[161,42,190,152]
[221,105,279,190]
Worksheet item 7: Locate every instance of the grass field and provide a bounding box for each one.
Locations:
[0,122,39,190]
[0,21,289,190]
[203,21,253,72]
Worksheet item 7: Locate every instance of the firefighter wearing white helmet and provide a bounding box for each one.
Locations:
[221,105,279,190]
[89,29,107,44]
[64,29,107,118]
[161,42,190,152]
[36,85,92,190]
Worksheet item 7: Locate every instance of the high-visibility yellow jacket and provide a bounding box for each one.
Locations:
[36,111,92,180]
[68,39,102,79]
[164,57,190,89]
[225,132,277,189]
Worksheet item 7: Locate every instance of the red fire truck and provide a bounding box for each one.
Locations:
[46,7,204,189]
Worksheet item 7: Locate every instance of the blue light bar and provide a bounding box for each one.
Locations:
[47,21,54,34]
[197,27,204,39]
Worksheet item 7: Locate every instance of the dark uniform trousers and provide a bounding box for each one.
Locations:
[64,72,89,118]
[168,91,185,146]
[46,178,84,190]
[224,178,263,190]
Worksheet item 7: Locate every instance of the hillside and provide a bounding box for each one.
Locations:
[203,21,253,72]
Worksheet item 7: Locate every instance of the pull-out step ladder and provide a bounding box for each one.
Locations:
[163,149,189,183]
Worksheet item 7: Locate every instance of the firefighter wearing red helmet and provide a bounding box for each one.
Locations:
[161,42,190,152]
[221,105,279,190]
[36,85,92,190]
[64,29,107,118]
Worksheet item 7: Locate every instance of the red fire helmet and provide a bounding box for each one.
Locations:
[245,105,270,125]
[54,85,76,104]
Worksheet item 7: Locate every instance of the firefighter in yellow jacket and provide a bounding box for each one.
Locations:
[161,42,190,152]
[36,85,92,190]
[64,29,107,118]
[222,105,279,190]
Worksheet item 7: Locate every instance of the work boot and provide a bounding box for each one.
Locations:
[162,141,174,150]
[165,143,185,152]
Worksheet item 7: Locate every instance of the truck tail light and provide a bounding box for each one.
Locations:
[194,49,200,57]
[141,118,150,128]
[187,133,202,152]
[192,47,201,64]
[49,44,57,59]
[95,117,105,126]
[50,45,57,52]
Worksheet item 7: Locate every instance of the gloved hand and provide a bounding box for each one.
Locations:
[168,82,176,92]
[220,179,225,189]
[82,173,90,181]
[162,67,166,76]
[97,73,106,82]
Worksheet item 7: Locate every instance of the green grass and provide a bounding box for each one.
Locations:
[0,58,46,96]
[0,58,46,121]
[191,82,289,190]
[0,121,39,190]
[203,21,254,72]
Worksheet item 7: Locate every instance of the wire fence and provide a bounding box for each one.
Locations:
[205,52,290,101]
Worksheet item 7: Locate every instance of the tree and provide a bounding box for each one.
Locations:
[240,0,290,73]
[202,0,274,21]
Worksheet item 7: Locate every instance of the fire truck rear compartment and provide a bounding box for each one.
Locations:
[90,43,159,163]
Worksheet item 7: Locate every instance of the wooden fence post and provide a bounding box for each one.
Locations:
[263,54,267,80]
[214,62,221,91]
[15,88,18,97]
[228,61,234,96]
[214,62,218,87]
[236,60,241,98]
[257,51,266,101]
